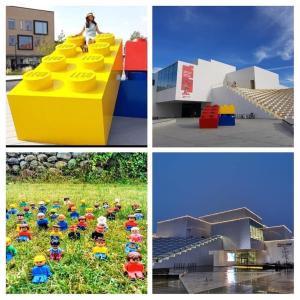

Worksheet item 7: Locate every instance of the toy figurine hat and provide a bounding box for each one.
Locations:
[20,223,29,229]
[17,212,24,216]
[53,224,60,228]
[50,209,57,213]
[6,237,11,244]
[23,206,30,211]
[78,216,86,220]
[135,208,142,213]
[115,198,120,203]
[80,199,86,203]
[38,201,45,205]
[131,226,139,232]
[97,216,107,223]
[37,212,45,217]
[58,214,65,219]
[71,206,77,211]
[34,255,46,263]
[10,203,17,208]
[127,251,142,260]
[128,214,135,219]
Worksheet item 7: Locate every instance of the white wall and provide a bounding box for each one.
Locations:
[225,66,281,89]
[175,59,236,102]
[264,240,294,264]
[153,102,182,118]
[254,67,281,89]
[211,86,273,119]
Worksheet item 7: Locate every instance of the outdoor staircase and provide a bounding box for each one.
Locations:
[228,87,294,120]
[153,235,223,264]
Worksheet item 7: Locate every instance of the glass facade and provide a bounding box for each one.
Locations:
[8,19,16,30]
[250,225,264,241]
[157,62,178,92]
[34,21,48,35]
[18,35,33,50]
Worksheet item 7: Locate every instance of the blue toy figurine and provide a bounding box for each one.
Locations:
[8,204,18,215]
[134,209,144,220]
[38,201,47,214]
[57,215,68,231]
[32,255,52,283]
[125,241,139,254]
[36,213,49,230]
[70,206,80,219]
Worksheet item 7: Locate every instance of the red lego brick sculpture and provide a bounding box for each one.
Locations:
[125,38,147,71]
[199,105,219,128]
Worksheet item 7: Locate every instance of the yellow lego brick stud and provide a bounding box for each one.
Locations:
[219,104,235,115]
[7,33,123,145]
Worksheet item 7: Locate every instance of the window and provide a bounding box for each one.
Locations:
[8,35,17,46]
[18,35,33,50]
[227,252,235,262]
[8,18,16,30]
[157,62,178,92]
[34,20,48,35]
[250,225,264,241]
[20,20,33,31]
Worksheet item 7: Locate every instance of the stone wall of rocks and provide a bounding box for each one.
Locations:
[6,152,92,177]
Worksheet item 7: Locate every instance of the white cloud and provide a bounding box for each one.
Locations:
[253,7,294,63]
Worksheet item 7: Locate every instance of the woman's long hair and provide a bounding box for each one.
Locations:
[86,17,97,28]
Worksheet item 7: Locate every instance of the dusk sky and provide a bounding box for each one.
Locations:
[153,153,294,233]
[153,6,294,87]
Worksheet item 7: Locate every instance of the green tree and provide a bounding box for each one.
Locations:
[130,31,145,40]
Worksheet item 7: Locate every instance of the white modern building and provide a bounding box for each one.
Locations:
[153,207,294,269]
[153,59,293,119]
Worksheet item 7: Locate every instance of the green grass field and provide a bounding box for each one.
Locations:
[6,182,147,294]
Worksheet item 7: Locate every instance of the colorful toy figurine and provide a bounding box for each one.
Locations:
[49,240,63,261]
[49,225,63,241]
[23,206,32,219]
[50,209,59,220]
[16,212,26,231]
[19,200,28,207]
[77,216,87,230]
[125,241,139,254]
[131,203,140,211]
[97,216,108,232]
[52,200,61,209]
[93,238,108,260]
[129,227,143,243]
[106,208,116,221]
[6,237,17,263]
[85,208,95,221]
[123,252,144,280]
[102,201,109,209]
[17,223,32,241]
[67,202,75,212]
[91,224,105,240]
[94,203,100,210]
[114,199,122,211]
[32,255,52,283]
[29,202,36,210]
[45,199,50,206]
[8,204,18,215]
[68,225,81,240]
[80,199,87,209]
[37,213,49,230]
[134,208,144,220]
[63,197,71,206]
[38,201,47,214]
[124,215,138,231]
[70,206,80,219]
[6,209,9,220]
[57,214,68,231]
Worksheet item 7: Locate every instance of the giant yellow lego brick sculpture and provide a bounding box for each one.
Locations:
[7,33,122,145]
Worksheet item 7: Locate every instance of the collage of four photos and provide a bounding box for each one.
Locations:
[4,1,295,296]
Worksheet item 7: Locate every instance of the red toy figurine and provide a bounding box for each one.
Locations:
[124,215,138,231]
[85,208,95,221]
[123,252,145,280]
[77,216,88,230]
[17,223,32,242]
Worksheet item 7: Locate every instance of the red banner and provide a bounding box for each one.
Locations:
[181,65,194,98]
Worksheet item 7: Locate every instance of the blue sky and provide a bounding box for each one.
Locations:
[153,6,294,87]
[13,4,147,42]
[153,153,294,233]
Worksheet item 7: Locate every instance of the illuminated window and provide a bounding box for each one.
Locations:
[250,225,264,241]
[157,62,178,92]
[227,252,235,262]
